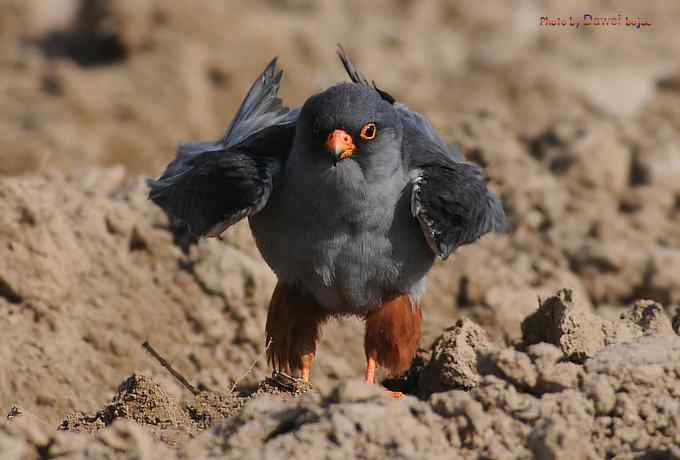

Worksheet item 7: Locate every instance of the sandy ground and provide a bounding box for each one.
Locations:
[1,0,680,458]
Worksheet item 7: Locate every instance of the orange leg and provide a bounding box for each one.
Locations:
[300,352,314,383]
[366,354,405,398]
[364,295,422,398]
[365,352,377,384]
[265,282,327,382]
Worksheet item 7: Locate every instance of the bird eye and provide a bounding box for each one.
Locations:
[360,122,377,141]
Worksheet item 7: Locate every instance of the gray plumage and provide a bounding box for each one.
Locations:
[148,48,506,314]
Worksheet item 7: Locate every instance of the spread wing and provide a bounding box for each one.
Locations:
[405,122,506,259]
[336,45,506,259]
[400,105,506,259]
[147,58,299,237]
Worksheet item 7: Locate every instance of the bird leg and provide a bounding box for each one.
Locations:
[265,282,327,383]
[365,353,402,398]
[300,352,314,383]
[364,295,422,397]
[365,351,377,384]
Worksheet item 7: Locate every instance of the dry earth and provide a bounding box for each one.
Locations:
[1,0,680,458]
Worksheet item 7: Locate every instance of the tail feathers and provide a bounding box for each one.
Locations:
[337,44,370,86]
[223,58,292,148]
[337,44,396,105]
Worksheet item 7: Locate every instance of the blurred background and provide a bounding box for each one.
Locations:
[2,0,679,177]
[1,0,680,428]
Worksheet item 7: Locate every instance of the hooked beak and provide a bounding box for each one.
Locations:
[325,129,355,165]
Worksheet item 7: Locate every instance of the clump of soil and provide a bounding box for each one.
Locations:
[59,374,190,433]
[418,319,491,393]
[58,373,241,447]
[523,289,675,362]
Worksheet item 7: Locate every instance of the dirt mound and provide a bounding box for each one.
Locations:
[523,289,677,362]
[3,291,680,459]
[58,373,241,447]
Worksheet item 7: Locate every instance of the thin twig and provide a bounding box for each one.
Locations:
[142,341,199,395]
[230,338,272,393]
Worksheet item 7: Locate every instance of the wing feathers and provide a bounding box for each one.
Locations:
[336,43,505,258]
[223,58,292,148]
[410,158,506,260]
[147,58,296,237]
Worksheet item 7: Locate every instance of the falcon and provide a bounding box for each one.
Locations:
[148,47,506,393]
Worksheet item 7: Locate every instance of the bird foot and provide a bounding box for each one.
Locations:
[269,371,299,390]
[365,355,404,398]
[266,371,312,394]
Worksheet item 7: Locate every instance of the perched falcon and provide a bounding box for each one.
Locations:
[148,47,506,394]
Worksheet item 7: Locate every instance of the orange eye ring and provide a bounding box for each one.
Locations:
[360,122,377,141]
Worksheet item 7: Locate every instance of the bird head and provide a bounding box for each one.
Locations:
[295,83,403,176]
